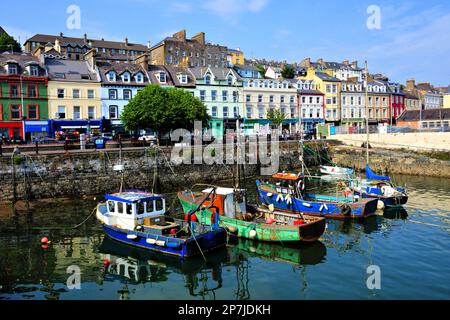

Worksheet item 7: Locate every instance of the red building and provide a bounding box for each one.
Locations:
[390,93,405,124]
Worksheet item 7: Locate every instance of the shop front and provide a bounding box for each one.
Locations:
[0,121,23,140]
[49,120,104,140]
[24,120,51,142]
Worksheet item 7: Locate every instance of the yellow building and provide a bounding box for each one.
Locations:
[46,58,102,121]
[227,48,245,66]
[444,94,450,108]
[299,67,341,123]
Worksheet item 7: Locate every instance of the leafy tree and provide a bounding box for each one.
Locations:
[281,65,295,79]
[267,108,285,128]
[120,84,210,144]
[0,33,22,53]
[255,64,266,77]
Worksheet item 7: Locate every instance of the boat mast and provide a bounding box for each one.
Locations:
[298,89,305,175]
[364,61,370,165]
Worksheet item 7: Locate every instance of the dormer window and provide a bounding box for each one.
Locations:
[135,73,144,83]
[121,72,130,83]
[177,74,188,84]
[29,65,39,76]
[205,74,211,85]
[157,72,166,83]
[227,76,233,86]
[108,72,116,82]
[7,64,18,75]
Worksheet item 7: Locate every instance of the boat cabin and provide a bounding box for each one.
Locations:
[105,191,167,231]
[201,187,247,219]
[270,172,304,197]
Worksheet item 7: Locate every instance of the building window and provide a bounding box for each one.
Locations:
[10,105,21,120]
[158,72,166,83]
[211,90,217,101]
[57,106,66,119]
[121,73,130,83]
[28,85,37,98]
[258,95,263,103]
[291,107,295,118]
[73,106,81,119]
[135,73,144,83]
[73,89,80,99]
[246,107,252,119]
[123,90,132,100]
[177,74,188,84]
[290,96,295,104]
[7,64,18,74]
[211,106,218,118]
[227,77,233,86]
[258,107,264,119]
[10,84,19,98]
[108,72,116,82]
[88,90,95,99]
[109,89,118,100]
[205,74,211,85]
[109,106,119,119]
[29,66,39,76]
[199,90,206,101]
[222,91,228,102]
[280,96,285,103]
[234,106,238,118]
[269,95,274,103]
[223,106,229,118]
[57,89,65,99]
[88,106,95,119]
[246,94,251,103]
[233,91,238,103]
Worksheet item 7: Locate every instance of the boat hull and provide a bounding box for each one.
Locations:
[256,180,378,220]
[101,223,227,259]
[178,196,326,243]
[353,190,408,207]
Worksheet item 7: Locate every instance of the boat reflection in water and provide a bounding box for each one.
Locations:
[98,236,327,299]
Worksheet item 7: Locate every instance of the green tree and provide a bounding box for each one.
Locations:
[255,64,266,77]
[120,84,210,144]
[267,108,285,128]
[281,66,295,79]
[0,33,22,53]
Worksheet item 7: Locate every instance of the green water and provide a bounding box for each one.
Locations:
[0,174,449,300]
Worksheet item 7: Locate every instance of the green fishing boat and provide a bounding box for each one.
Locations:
[178,187,326,243]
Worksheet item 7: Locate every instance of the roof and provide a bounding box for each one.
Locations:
[202,187,244,196]
[189,67,241,81]
[97,61,149,85]
[398,109,450,122]
[25,34,148,52]
[164,66,196,87]
[233,64,260,72]
[310,61,363,71]
[404,92,420,100]
[0,52,47,77]
[0,26,6,35]
[45,58,99,82]
[105,191,164,204]
[272,172,301,181]
[315,72,340,82]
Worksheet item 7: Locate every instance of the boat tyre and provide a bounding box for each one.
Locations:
[341,204,352,216]
[226,226,238,234]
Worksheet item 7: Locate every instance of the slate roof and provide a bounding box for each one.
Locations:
[315,72,340,82]
[0,52,47,77]
[164,66,196,87]
[398,109,450,122]
[45,58,99,82]
[97,61,149,85]
[25,34,148,52]
[310,61,363,71]
[189,67,242,81]
[404,92,420,100]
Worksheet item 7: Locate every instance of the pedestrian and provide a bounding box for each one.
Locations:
[64,137,70,155]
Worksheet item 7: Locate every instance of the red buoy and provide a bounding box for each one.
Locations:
[266,218,275,225]
[41,237,49,244]
[184,213,198,222]
[294,220,304,226]
[103,259,110,267]
[170,228,176,236]
[41,244,49,249]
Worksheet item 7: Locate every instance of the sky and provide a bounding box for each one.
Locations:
[1,0,449,86]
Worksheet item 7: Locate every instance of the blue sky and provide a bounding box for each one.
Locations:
[1,0,449,86]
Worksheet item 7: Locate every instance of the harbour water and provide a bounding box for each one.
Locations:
[0,174,449,300]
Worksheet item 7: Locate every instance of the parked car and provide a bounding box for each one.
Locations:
[9,136,25,145]
[114,133,134,141]
[138,134,157,142]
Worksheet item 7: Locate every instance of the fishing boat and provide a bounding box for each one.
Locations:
[96,189,227,258]
[256,172,378,219]
[320,165,354,176]
[178,186,326,243]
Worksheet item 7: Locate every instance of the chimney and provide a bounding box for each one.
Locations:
[84,33,88,43]
[135,53,149,70]
[59,32,64,37]
[125,38,129,46]
[406,79,415,91]
[147,41,151,49]
[317,58,324,66]
[173,30,187,41]
[351,60,358,68]
[191,32,205,45]
[342,60,349,66]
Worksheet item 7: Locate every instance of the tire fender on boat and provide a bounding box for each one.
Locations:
[340,204,352,216]
[226,226,238,233]
[146,238,157,245]
[249,229,257,239]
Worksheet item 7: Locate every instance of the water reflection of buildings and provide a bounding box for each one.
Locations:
[98,237,327,300]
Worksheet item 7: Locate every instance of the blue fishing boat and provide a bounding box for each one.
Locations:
[96,190,227,258]
[256,172,378,220]
[349,165,408,208]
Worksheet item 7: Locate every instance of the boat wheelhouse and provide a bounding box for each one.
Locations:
[256,172,378,219]
[178,186,326,243]
[96,190,227,258]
